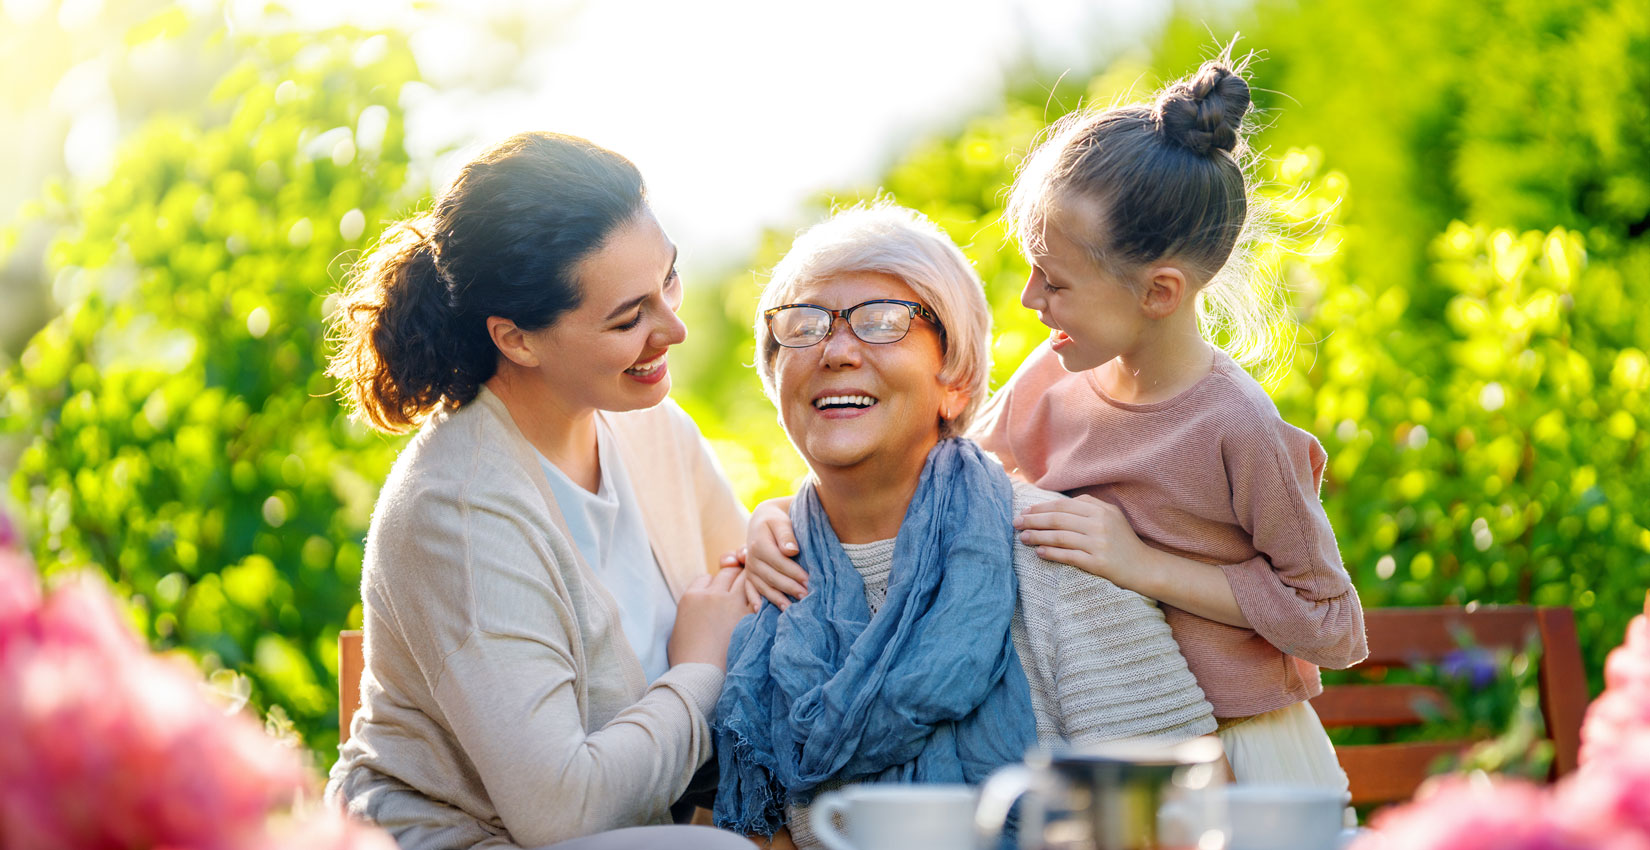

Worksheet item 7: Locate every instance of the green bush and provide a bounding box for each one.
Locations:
[3,0,1645,771]
[685,0,1650,687]
[1,21,421,758]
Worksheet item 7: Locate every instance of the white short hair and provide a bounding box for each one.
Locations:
[754,203,992,438]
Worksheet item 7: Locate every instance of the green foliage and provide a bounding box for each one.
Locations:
[1,20,421,757]
[1153,0,1650,685]
[3,0,1647,770]
[684,0,1650,687]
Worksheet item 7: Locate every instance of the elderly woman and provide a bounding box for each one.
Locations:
[712,205,1218,847]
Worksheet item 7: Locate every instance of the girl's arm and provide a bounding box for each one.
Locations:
[1215,425,1367,669]
[736,496,804,610]
[1014,424,1367,670]
[1014,496,1252,628]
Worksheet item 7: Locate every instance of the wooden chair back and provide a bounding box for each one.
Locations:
[339,629,364,746]
[1308,605,1589,807]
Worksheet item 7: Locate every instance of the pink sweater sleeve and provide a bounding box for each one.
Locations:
[1216,421,1368,670]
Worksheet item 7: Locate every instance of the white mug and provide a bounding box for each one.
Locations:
[1222,785,1350,850]
[810,784,979,850]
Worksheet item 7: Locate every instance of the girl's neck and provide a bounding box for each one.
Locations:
[1103,311,1215,405]
[810,442,934,544]
[485,366,600,492]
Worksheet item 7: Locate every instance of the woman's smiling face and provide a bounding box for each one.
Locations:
[772,271,966,476]
[525,207,687,414]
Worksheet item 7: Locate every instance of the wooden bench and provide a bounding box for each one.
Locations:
[339,629,364,745]
[1309,605,1589,806]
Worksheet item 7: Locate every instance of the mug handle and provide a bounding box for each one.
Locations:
[975,764,1034,849]
[810,791,856,850]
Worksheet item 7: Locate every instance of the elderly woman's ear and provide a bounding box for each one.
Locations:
[940,383,970,424]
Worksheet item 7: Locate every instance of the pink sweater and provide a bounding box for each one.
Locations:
[975,344,1367,718]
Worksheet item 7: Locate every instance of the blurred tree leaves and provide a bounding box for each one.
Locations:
[2,15,420,757]
[684,0,1650,689]
[2,0,1647,769]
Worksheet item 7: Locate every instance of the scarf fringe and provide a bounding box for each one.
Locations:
[712,720,788,836]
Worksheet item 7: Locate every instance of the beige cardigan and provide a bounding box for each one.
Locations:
[326,388,747,849]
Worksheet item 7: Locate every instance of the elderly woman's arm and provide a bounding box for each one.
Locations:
[1011,485,1218,744]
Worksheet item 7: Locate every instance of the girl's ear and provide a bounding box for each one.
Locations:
[1139,265,1191,319]
[488,316,541,368]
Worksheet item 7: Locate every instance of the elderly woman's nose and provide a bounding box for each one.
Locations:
[819,317,863,366]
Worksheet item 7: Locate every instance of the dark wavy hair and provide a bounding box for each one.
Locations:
[327,132,646,433]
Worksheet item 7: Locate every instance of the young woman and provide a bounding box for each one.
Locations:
[325,132,752,850]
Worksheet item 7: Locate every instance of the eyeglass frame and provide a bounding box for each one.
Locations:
[763,298,946,349]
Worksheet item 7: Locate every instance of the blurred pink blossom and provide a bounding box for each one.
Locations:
[1559,732,1650,845]
[258,802,401,850]
[0,543,389,850]
[1582,594,1650,767]
[1352,592,1650,850]
[1349,776,1593,850]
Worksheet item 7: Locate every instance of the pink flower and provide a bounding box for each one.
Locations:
[1582,594,1650,768]
[0,511,396,850]
[1602,609,1650,693]
[259,803,402,850]
[0,549,41,638]
[1562,733,1650,844]
[1349,776,1592,850]
[0,561,309,850]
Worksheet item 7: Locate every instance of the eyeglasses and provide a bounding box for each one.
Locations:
[764,299,945,349]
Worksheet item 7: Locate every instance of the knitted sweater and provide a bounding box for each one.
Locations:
[974,344,1368,718]
[786,480,1217,848]
[325,387,747,849]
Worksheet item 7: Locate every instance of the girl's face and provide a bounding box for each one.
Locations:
[526,207,687,414]
[1018,202,1148,374]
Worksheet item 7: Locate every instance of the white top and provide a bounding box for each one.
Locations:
[537,421,678,682]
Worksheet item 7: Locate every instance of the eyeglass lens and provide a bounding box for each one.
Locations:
[771,302,914,346]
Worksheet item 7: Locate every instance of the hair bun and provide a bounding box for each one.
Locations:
[1155,61,1251,156]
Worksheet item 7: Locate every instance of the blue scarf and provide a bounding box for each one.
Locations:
[713,438,1037,835]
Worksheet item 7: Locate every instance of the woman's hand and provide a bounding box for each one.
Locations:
[1013,495,1150,587]
[740,496,806,611]
[668,566,752,671]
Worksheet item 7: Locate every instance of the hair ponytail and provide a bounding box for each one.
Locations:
[325,132,647,433]
[328,215,471,433]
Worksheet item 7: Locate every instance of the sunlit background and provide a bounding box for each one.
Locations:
[2,0,1647,770]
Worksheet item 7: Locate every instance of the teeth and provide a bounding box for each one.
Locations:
[625,354,665,374]
[813,395,878,409]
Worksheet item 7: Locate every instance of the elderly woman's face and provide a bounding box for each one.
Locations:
[772,271,965,476]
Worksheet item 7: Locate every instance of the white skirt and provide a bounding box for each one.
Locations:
[1218,699,1355,825]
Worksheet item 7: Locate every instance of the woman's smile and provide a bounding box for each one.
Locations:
[810,388,880,419]
[624,352,670,384]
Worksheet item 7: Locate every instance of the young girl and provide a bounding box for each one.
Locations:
[740,57,1367,793]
